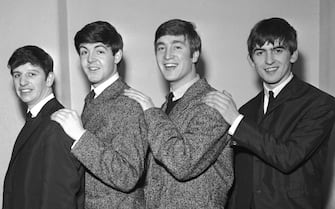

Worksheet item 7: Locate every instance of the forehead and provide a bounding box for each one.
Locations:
[156,34,188,45]
[12,62,44,73]
[79,42,109,49]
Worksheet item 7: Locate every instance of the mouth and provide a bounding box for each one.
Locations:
[264,67,278,72]
[20,88,32,93]
[88,66,100,71]
[164,63,178,71]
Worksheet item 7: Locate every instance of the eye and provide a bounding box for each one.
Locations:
[97,50,105,55]
[273,48,284,54]
[27,72,36,77]
[156,45,165,52]
[12,73,20,78]
[254,50,264,56]
[173,44,183,50]
[79,49,88,56]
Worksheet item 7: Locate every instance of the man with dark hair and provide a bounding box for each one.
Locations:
[51,21,148,209]
[3,45,85,209]
[204,17,335,209]
[124,19,233,209]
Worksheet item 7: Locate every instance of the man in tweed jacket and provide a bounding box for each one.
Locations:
[52,21,148,208]
[124,19,233,209]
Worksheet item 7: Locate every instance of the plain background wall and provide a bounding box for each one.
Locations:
[0,0,333,206]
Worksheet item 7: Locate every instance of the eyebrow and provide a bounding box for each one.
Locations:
[253,45,286,52]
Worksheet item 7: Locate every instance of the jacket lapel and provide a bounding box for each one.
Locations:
[265,76,304,116]
[9,98,62,164]
[165,79,210,116]
[82,78,128,127]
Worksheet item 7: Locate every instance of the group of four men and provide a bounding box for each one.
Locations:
[3,17,335,209]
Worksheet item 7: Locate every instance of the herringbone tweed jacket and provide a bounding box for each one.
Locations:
[144,78,234,209]
[72,78,148,209]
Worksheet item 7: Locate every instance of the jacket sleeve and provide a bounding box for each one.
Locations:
[145,103,231,181]
[234,101,335,173]
[71,105,148,192]
[41,122,84,209]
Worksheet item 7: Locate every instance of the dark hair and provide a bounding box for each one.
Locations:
[8,45,53,76]
[154,19,201,55]
[74,21,123,55]
[247,17,297,58]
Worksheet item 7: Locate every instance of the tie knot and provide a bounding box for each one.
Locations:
[167,92,174,103]
[26,111,32,121]
[86,90,96,102]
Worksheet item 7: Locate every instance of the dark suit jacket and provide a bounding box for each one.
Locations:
[144,79,234,209]
[3,98,85,209]
[72,79,148,209]
[228,76,335,209]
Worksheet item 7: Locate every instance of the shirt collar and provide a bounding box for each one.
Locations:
[170,74,200,101]
[28,93,55,118]
[263,72,293,98]
[91,72,119,98]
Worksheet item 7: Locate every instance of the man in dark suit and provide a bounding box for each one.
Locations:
[3,45,85,209]
[51,21,148,208]
[204,17,335,209]
[124,19,233,208]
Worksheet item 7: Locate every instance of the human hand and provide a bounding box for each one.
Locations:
[203,90,240,125]
[123,88,155,111]
[51,108,85,140]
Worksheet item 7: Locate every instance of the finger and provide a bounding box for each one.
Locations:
[222,90,233,99]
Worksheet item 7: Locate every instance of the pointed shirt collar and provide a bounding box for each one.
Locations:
[170,74,200,101]
[91,72,119,98]
[28,93,54,118]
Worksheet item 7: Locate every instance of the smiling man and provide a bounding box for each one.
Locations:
[51,21,148,209]
[124,19,233,209]
[204,17,335,209]
[3,45,84,209]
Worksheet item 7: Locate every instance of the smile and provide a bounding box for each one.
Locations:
[164,63,177,70]
[265,67,278,72]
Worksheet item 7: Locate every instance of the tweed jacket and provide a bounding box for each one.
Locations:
[228,76,335,209]
[71,78,148,209]
[3,98,85,209]
[144,78,234,209]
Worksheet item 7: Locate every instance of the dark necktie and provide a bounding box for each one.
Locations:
[85,90,96,103]
[25,111,33,122]
[165,92,178,114]
[267,91,275,112]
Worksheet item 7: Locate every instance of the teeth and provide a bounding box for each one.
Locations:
[165,63,177,67]
[265,67,277,72]
[89,66,99,70]
[21,89,31,93]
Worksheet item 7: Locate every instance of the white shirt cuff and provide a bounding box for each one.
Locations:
[228,114,244,135]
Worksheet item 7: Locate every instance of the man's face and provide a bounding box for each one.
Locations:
[12,63,53,109]
[155,35,199,89]
[249,40,298,89]
[79,42,121,88]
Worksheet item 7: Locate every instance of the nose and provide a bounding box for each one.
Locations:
[265,51,274,64]
[20,75,28,86]
[164,47,173,60]
[88,52,97,63]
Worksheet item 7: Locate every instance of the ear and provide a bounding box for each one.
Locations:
[46,72,55,87]
[290,50,298,63]
[114,50,123,64]
[247,55,256,69]
[192,50,200,63]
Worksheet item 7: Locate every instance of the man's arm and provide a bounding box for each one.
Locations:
[52,102,148,192]
[124,88,231,181]
[204,90,335,173]
[41,122,84,209]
